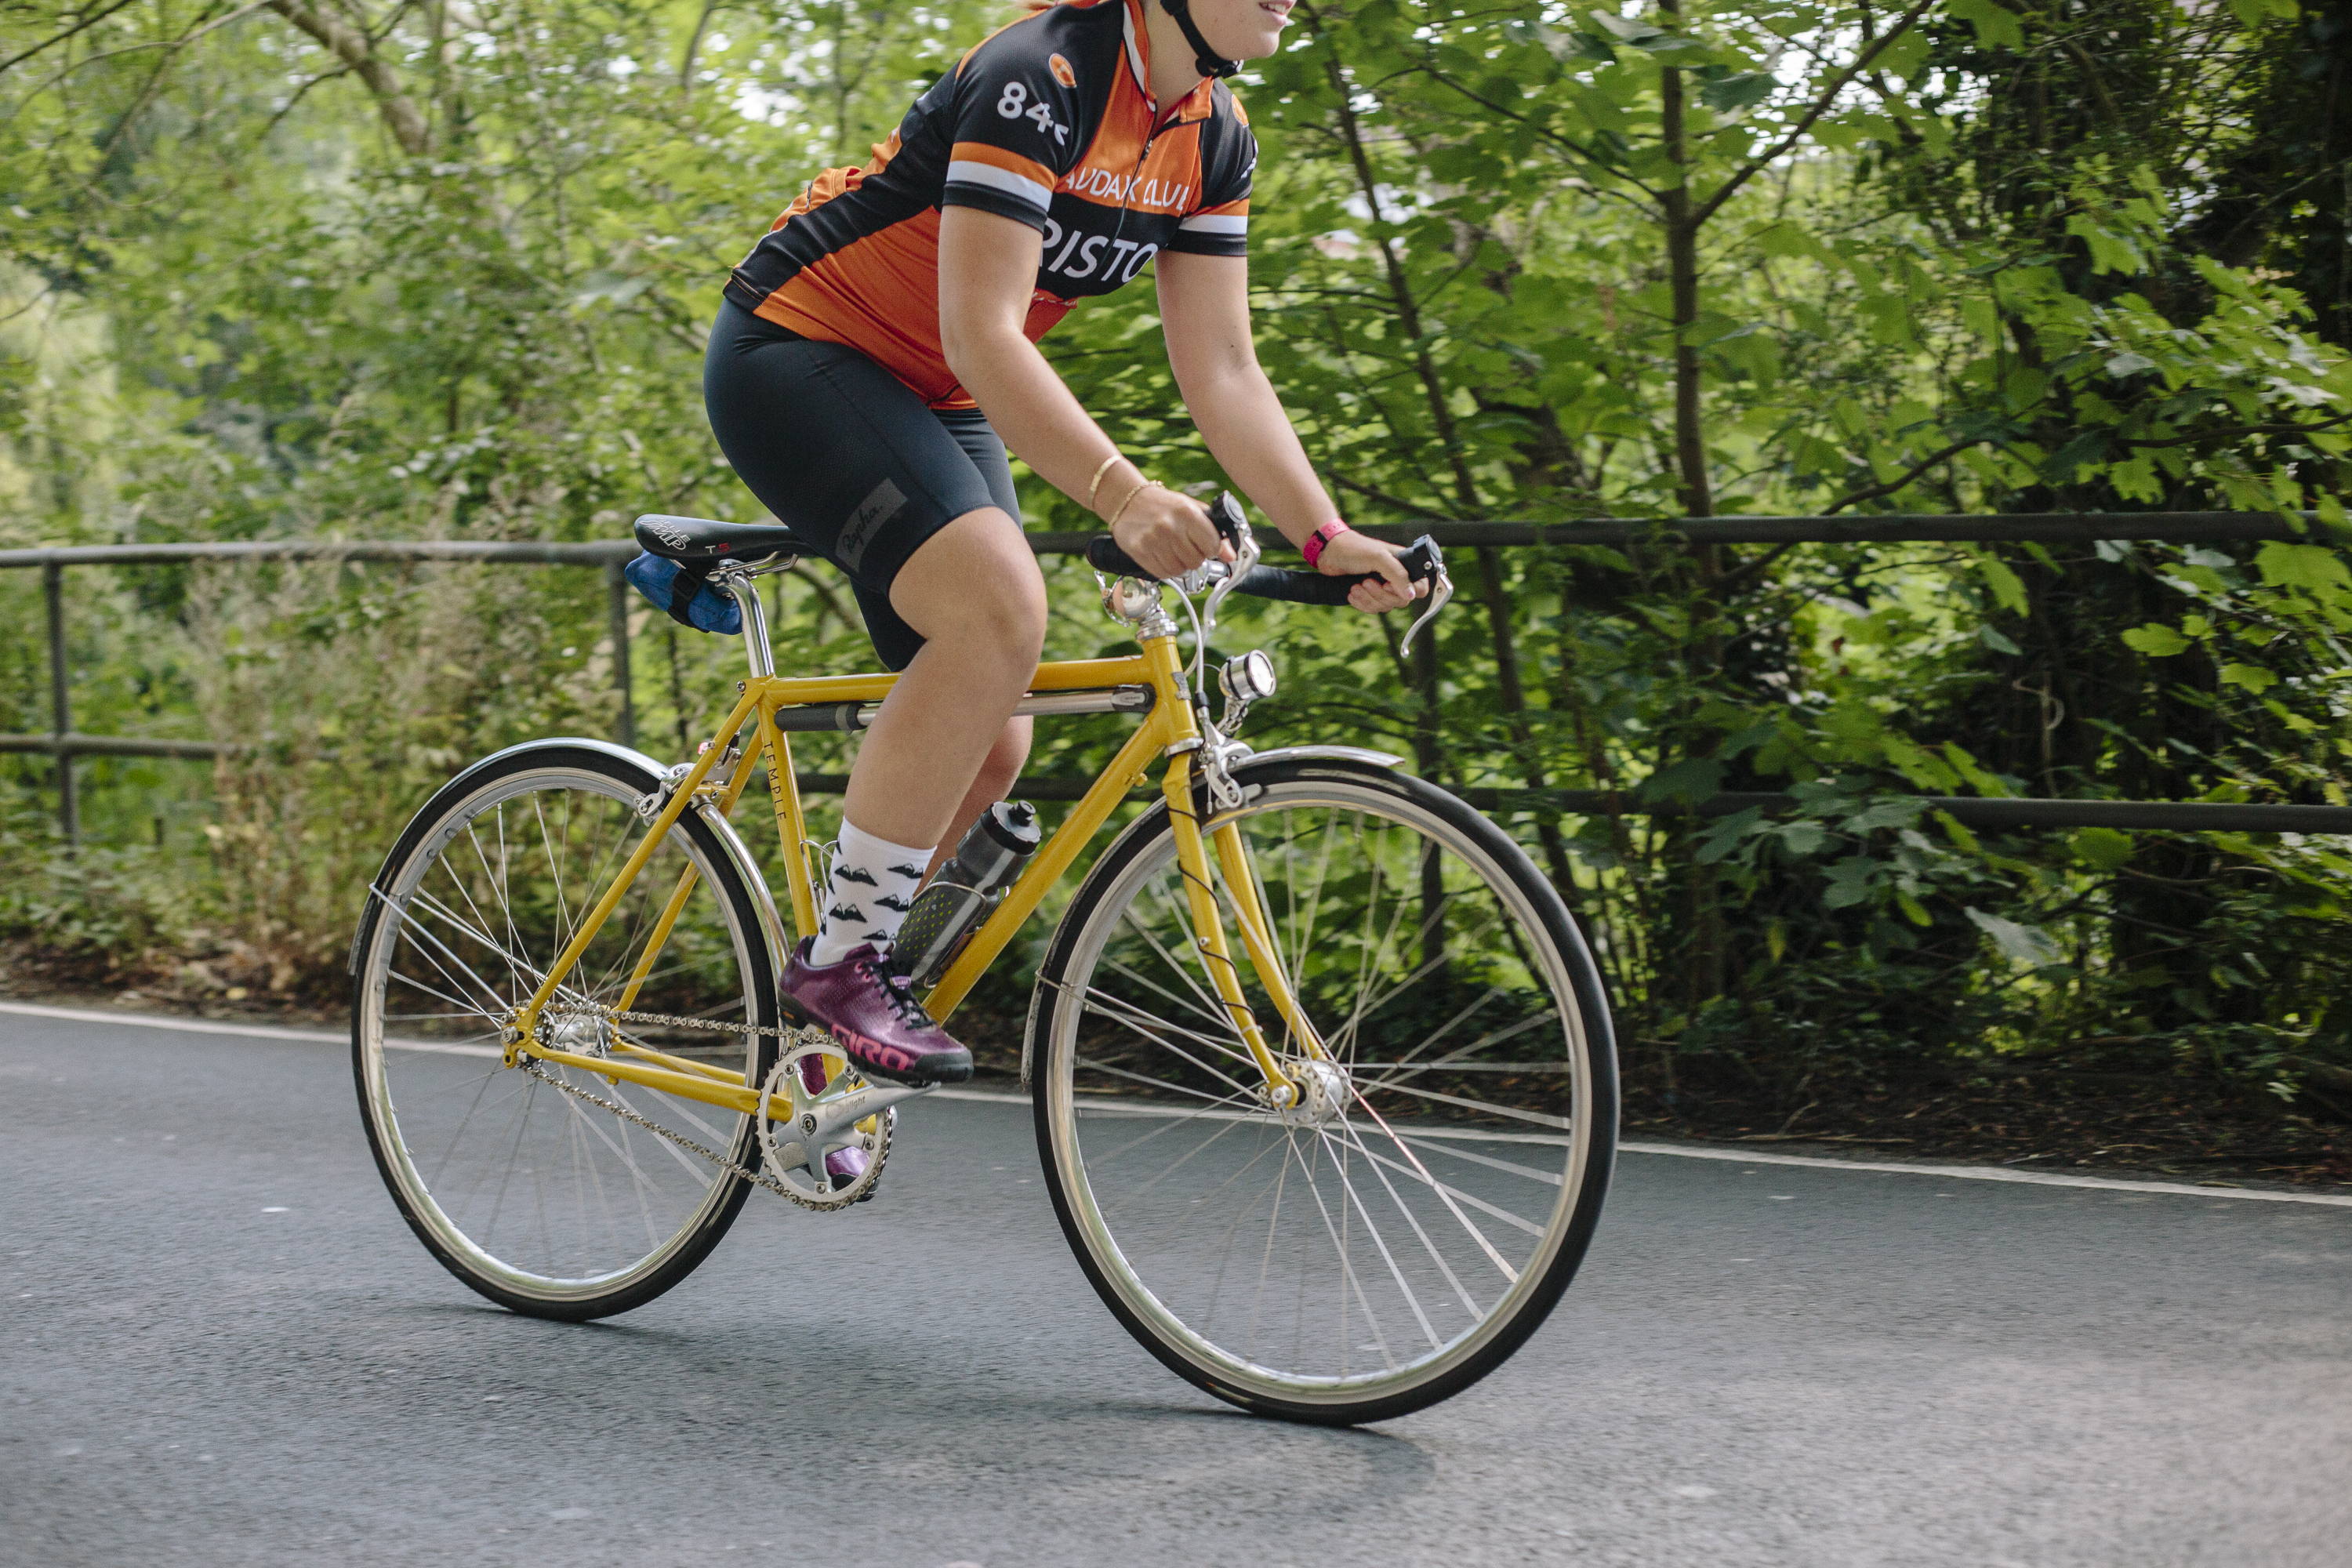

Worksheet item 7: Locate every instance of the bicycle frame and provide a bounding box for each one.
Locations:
[503,570,1322,1124]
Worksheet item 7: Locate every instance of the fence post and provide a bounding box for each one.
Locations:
[42,561,77,848]
[605,560,636,750]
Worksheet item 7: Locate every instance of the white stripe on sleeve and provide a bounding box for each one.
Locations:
[946,160,1054,212]
[1176,213,1248,237]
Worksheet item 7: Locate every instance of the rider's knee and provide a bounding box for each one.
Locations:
[953,564,1047,670]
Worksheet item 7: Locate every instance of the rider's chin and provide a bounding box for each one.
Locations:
[1197,1,1286,63]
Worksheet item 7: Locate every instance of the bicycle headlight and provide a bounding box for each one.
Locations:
[1220,650,1276,706]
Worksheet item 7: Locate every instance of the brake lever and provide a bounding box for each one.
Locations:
[1201,492,1258,631]
[1398,549,1452,658]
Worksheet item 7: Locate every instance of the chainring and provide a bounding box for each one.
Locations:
[756,1040,894,1210]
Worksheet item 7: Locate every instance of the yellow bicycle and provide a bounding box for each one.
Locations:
[350,499,1617,1424]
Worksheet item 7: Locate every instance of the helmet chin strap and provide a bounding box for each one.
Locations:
[1158,0,1241,82]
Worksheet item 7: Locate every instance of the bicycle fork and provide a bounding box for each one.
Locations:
[1143,635,1330,1111]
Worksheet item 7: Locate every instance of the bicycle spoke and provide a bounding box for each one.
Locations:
[1049,771,1607,1403]
[358,763,765,1301]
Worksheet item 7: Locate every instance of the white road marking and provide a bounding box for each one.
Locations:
[9,999,2352,1209]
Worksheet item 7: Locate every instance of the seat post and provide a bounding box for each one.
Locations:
[714,565,777,680]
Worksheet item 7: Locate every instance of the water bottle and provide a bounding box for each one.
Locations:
[895,801,1041,985]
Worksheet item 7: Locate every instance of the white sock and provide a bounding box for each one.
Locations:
[808,818,933,967]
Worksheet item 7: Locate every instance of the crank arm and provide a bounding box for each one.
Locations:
[768,1075,935,1174]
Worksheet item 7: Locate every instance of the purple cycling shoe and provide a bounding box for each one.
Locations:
[780,939,975,1087]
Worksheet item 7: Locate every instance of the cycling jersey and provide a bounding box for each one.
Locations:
[723,0,1255,410]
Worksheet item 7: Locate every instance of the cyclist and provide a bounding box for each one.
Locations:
[706,0,1422,1112]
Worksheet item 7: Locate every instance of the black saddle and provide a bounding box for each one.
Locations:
[633,513,813,563]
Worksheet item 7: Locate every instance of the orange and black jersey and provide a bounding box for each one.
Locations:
[724,0,1255,410]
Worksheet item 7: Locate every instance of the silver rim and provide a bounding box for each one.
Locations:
[1044,775,1600,1408]
[357,764,763,1304]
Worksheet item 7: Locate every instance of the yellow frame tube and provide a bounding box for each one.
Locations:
[531,1044,771,1117]
[1161,752,1292,1098]
[1209,819,1327,1062]
[921,707,1173,1018]
[514,684,760,1051]
[613,719,775,1018]
[513,645,1312,1105]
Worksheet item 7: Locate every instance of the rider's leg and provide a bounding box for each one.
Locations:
[804,514,1040,966]
[843,505,1045,848]
[782,507,1040,1085]
[928,716,1033,880]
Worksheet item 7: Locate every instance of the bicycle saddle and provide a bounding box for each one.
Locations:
[633,513,812,563]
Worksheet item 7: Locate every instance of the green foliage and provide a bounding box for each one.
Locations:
[2,0,2350,1112]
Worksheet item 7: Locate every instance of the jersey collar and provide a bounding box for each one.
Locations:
[1120,0,1217,125]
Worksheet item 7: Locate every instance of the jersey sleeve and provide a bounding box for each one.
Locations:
[1166,102,1254,259]
[938,26,1086,232]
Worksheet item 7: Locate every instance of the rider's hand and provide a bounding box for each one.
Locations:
[1112,485,1232,580]
[1316,531,1425,615]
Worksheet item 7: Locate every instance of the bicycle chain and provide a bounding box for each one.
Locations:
[519,1010,889,1214]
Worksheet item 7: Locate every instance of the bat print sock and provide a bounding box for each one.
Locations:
[808,818,933,967]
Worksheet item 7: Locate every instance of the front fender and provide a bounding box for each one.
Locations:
[1238,744,1405,771]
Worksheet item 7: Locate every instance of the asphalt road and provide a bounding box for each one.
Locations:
[5,1009,2350,1567]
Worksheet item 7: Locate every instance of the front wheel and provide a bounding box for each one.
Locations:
[1029,757,1617,1425]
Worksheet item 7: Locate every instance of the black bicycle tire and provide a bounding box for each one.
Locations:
[1028,757,1619,1425]
[350,740,781,1322]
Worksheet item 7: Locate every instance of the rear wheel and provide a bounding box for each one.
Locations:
[1030,757,1617,1424]
[351,742,781,1320]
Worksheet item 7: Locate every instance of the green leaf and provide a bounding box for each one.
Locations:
[1965,907,2062,966]
[2225,0,2299,24]
[1700,73,1775,114]
[1588,9,1664,42]
[1777,820,1831,856]
[2254,542,2352,595]
[2122,622,2190,656]
[1841,797,1926,834]
[1821,855,1878,909]
[1641,757,1723,804]
[2220,662,2280,693]
[1947,0,2026,49]
[1973,553,2028,614]
[2071,828,2133,871]
[1977,624,2022,655]
[1943,743,2012,798]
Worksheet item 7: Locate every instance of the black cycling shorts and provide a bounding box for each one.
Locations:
[702,299,1018,671]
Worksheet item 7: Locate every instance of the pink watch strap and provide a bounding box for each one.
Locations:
[1304,520,1352,568]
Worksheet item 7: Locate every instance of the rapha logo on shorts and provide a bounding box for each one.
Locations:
[1048,53,1076,89]
[835,477,906,572]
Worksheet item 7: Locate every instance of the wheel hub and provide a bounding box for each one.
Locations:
[546,1009,611,1058]
[1287,1057,1352,1126]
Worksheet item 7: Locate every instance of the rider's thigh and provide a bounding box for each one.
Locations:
[887,506,1047,662]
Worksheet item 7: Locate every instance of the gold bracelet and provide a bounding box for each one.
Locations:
[1108,478,1162,528]
[1084,454,1123,514]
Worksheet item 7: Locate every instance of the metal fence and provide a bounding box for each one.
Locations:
[5,512,2350,844]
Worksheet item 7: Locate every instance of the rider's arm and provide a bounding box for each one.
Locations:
[938,207,1224,581]
[1155,249,1416,612]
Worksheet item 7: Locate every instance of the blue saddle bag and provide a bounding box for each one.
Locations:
[625,552,743,635]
